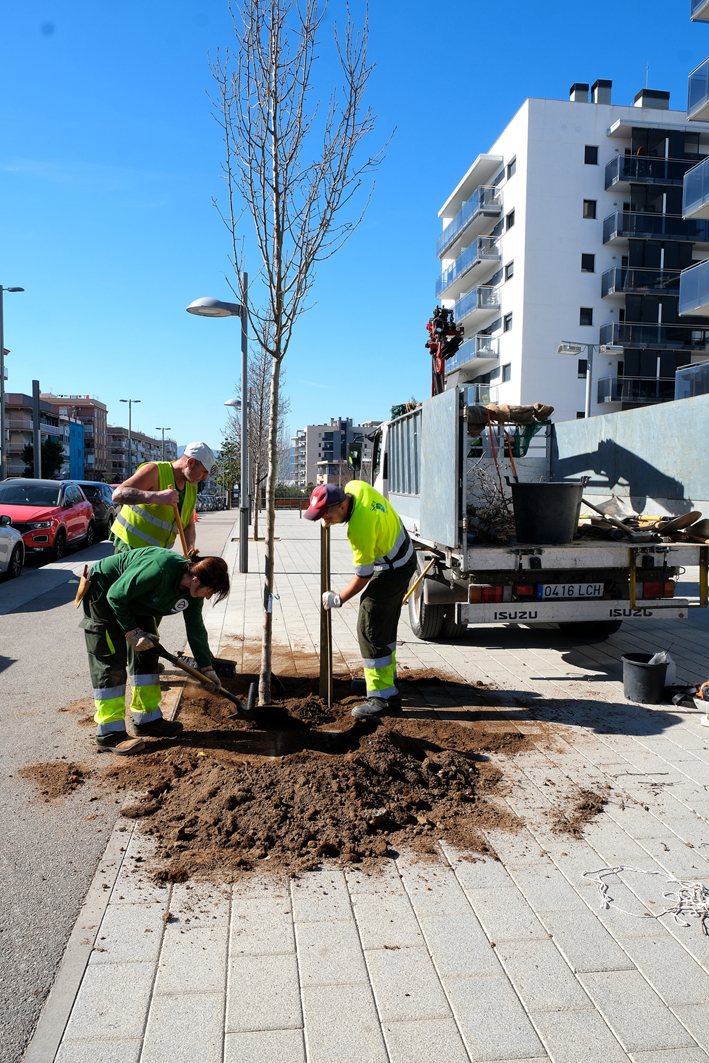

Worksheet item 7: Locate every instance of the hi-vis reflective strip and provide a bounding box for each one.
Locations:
[362,653,393,669]
[365,685,398,699]
[93,684,126,700]
[114,512,162,547]
[130,505,174,532]
[372,523,414,570]
[130,673,160,686]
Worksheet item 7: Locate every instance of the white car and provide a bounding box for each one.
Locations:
[0,513,24,580]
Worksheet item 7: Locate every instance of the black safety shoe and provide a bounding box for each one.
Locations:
[351,697,402,719]
[133,717,184,738]
[350,678,367,695]
[95,731,146,755]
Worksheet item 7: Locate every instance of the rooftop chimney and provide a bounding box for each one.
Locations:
[634,88,670,110]
[570,82,589,103]
[591,79,612,105]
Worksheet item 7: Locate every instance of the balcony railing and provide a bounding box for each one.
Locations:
[684,156,709,219]
[689,58,709,121]
[679,258,709,316]
[445,335,499,373]
[603,210,709,244]
[693,0,709,20]
[601,267,681,297]
[600,320,709,351]
[436,185,502,258]
[675,360,709,398]
[597,376,677,404]
[451,285,499,323]
[435,237,500,298]
[605,155,696,189]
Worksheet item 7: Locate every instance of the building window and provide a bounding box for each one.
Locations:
[505,260,514,281]
[506,209,515,230]
[581,253,595,273]
[507,156,516,179]
[583,199,597,219]
[584,145,599,165]
[503,313,513,332]
[580,307,593,326]
[578,358,588,378]
[502,363,511,382]
[576,412,586,419]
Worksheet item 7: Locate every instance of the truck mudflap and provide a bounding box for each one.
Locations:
[455,599,691,625]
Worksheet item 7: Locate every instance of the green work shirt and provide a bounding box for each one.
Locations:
[89,546,212,667]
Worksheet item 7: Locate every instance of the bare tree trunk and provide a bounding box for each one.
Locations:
[259,355,282,705]
[253,460,259,540]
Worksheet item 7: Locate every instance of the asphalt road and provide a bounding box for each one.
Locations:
[0,511,236,1063]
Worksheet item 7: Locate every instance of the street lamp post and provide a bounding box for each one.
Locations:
[0,286,25,481]
[120,398,141,478]
[558,338,624,418]
[155,426,171,461]
[186,278,250,573]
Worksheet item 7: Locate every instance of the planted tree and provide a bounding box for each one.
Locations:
[21,438,65,479]
[212,0,381,703]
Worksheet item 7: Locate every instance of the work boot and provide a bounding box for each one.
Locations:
[95,731,146,755]
[351,696,402,719]
[350,678,367,695]
[133,717,184,738]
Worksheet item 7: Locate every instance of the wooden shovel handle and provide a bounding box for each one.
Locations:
[173,504,190,557]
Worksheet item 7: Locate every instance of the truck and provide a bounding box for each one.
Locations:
[366,386,708,641]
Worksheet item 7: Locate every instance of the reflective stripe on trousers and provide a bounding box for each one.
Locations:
[363,646,398,699]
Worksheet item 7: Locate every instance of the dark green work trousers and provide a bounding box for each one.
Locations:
[357,557,416,700]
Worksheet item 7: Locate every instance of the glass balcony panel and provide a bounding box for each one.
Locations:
[692,0,709,19]
[436,186,502,258]
[683,156,709,218]
[603,210,709,243]
[451,285,499,323]
[435,237,500,298]
[675,361,709,397]
[601,267,681,297]
[599,319,709,351]
[597,376,677,404]
[688,58,709,121]
[445,335,499,374]
[605,155,695,190]
[679,258,709,316]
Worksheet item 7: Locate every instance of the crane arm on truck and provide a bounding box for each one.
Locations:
[425,307,464,396]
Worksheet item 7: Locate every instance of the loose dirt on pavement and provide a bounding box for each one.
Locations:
[19,668,605,880]
[18,761,90,800]
[551,787,608,837]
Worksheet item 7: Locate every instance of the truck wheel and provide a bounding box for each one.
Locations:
[558,620,622,638]
[440,606,468,640]
[408,571,444,640]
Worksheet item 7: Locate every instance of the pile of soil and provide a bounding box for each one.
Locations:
[19,761,89,800]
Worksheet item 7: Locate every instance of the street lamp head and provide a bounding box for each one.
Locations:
[120,398,141,403]
[186,296,242,318]
[5,287,24,293]
[224,398,241,410]
[557,342,586,356]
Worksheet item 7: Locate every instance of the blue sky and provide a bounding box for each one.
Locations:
[0,0,704,451]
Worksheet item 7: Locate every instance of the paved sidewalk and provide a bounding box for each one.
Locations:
[27,513,709,1063]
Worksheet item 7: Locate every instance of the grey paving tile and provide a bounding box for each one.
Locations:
[493,938,591,1011]
[418,913,503,978]
[231,892,296,955]
[445,973,546,1061]
[619,934,709,1005]
[398,857,473,917]
[291,868,353,922]
[224,1029,306,1063]
[169,881,231,925]
[111,834,168,906]
[55,1041,142,1063]
[155,925,228,994]
[62,961,155,1042]
[296,918,369,985]
[461,886,549,943]
[87,901,166,965]
[365,944,451,1022]
[346,859,403,896]
[673,1006,709,1054]
[576,882,677,939]
[141,992,223,1063]
[382,1017,471,1063]
[630,1051,709,1062]
[578,970,698,1052]
[351,889,424,950]
[301,983,387,1063]
[226,953,302,1032]
[504,863,591,913]
[536,906,635,972]
[532,1009,628,1063]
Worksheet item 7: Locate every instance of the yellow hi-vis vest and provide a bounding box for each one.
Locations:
[344,480,414,577]
[111,462,198,551]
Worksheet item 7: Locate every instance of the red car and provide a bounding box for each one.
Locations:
[0,478,96,560]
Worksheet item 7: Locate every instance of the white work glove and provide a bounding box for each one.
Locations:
[201,666,222,690]
[322,591,342,610]
[125,628,158,653]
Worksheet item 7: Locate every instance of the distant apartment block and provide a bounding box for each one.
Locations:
[291,417,380,487]
[42,394,108,478]
[5,392,83,479]
[108,426,178,483]
[437,78,709,419]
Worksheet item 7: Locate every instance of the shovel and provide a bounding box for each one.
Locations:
[653,511,702,535]
[152,641,253,719]
[582,499,660,543]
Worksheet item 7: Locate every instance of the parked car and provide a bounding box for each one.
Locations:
[74,480,118,540]
[0,479,96,561]
[0,513,24,580]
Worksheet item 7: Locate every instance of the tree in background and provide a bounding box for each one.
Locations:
[212,0,381,705]
[216,436,240,506]
[21,439,65,479]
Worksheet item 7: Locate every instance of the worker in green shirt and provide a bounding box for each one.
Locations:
[80,547,230,754]
[304,482,416,719]
[111,442,217,555]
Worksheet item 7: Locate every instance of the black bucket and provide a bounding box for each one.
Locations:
[621,653,667,704]
[509,480,586,545]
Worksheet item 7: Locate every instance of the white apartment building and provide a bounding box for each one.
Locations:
[437,80,709,421]
[291,417,380,487]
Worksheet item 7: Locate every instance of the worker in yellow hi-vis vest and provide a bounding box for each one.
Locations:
[304,482,416,720]
[110,442,217,556]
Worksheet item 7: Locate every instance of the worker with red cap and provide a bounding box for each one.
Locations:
[303,481,416,719]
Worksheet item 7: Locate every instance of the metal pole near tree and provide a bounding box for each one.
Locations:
[0,285,25,481]
[319,523,333,708]
[120,399,140,478]
[32,380,41,478]
[239,271,249,573]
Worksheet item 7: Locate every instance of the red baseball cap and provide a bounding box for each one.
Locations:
[303,484,347,520]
